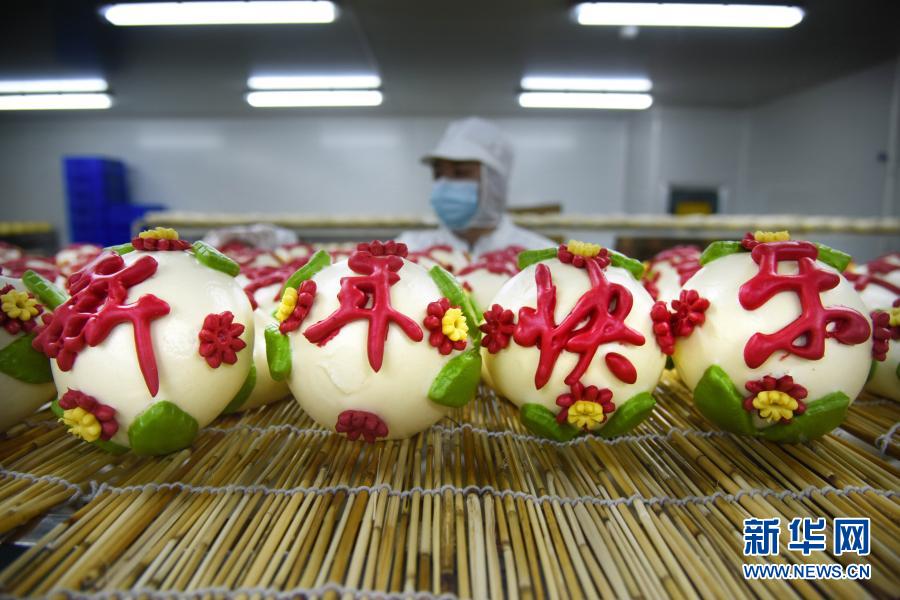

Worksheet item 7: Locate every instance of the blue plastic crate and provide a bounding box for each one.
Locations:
[63,157,165,245]
[64,157,130,206]
[101,203,167,247]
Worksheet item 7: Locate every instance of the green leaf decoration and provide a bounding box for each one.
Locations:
[699,241,744,266]
[50,398,63,418]
[264,323,292,381]
[428,347,481,408]
[517,248,557,270]
[467,290,483,326]
[191,241,240,277]
[428,266,482,345]
[813,243,851,273]
[0,333,53,384]
[22,269,68,310]
[520,403,579,442]
[608,250,645,280]
[128,400,199,456]
[665,356,675,370]
[596,392,656,439]
[106,242,135,255]
[280,250,332,297]
[222,363,257,414]
[693,365,756,436]
[757,392,850,443]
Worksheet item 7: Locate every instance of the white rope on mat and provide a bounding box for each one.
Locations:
[204,423,330,437]
[202,419,730,448]
[430,423,729,447]
[0,469,83,498]
[48,583,459,600]
[875,421,900,454]
[81,479,897,508]
[853,398,897,408]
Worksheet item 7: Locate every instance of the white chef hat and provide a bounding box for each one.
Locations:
[421,117,514,180]
[422,117,513,228]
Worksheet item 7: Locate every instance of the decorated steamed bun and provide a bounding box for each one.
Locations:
[642,245,702,303]
[0,242,23,263]
[220,308,291,413]
[408,244,469,274]
[457,246,523,312]
[845,253,899,401]
[481,241,665,441]
[667,231,879,441]
[845,252,900,312]
[29,228,254,455]
[0,275,56,431]
[868,301,899,401]
[265,241,481,441]
[55,243,102,280]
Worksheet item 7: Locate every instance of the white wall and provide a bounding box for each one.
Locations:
[0,114,632,242]
[740,58,900,259]
[625,107,747,214]
[1,58,897,262]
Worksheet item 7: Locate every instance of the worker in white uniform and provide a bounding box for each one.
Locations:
[396,117,553,254]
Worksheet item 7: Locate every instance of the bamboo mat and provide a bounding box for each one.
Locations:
[0,371,898,599]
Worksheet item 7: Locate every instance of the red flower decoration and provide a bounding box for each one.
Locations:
[557,244,611,269]
[741,232,759,250]
[650,301,675,355]
[871,310,892,361]
[356,240,408,259]
[198,311,246,368]
[555,382,615,425]
[335,409,389,443]
[132,237,191,252]
[59,389,119,440]
[0,284,43,335]
[279,280,317,334]
[423,297,467,355]
[743,375,808,422]
[480,303,516,353]
[670,289,710,337]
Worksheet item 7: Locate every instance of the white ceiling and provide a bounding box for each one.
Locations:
[1,0,899,117]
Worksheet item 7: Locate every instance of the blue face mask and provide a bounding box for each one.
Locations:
[430,178,479,230]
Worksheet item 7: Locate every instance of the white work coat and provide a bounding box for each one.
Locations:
[396,215,553,255]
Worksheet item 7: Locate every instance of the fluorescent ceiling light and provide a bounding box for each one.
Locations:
[102,1,336,26]
[575,3,804,28]
[248,74,381,90]
[0,94,113,111]
[0,78,108,93]
[519,92,653,110]
[246,90,383,108]
[521,76,652,92]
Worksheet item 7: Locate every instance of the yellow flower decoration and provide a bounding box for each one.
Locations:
[752,390,799,424]
[60,407,102,442]
[275,287,298,322]
[567,400,606,431]
[889,306,900,328]
[567,239,602,258]
[139,227,180,240]
[1,290,39,321]
[753,230,790,243]
[441,307,468,342]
